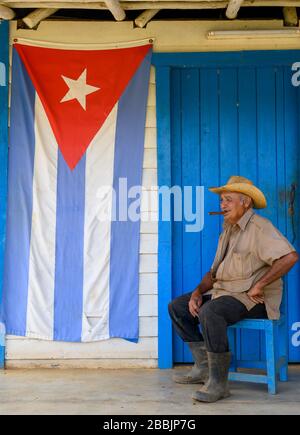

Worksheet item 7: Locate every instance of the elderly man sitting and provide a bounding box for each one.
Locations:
[168,176,299,403]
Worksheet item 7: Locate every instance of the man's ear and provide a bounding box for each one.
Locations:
[245,196,253,209]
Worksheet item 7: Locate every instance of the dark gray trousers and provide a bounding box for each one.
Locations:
[168,293,268,353]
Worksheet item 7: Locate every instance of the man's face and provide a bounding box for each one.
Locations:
[220,191,249,225]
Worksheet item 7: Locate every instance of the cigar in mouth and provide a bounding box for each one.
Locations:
[208,211,226,215]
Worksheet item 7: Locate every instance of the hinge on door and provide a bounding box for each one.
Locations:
[288,183,296,244]
[288,183,296,216]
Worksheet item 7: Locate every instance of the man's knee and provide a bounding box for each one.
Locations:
[168,294,191,319]
[168,298,181,319]
[198,302,215,324]
[168,300,175,317]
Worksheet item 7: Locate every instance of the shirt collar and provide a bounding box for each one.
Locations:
[222,208,254,232]
[237,208,255,231]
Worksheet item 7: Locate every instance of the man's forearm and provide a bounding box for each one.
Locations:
[194,271,214,295]
[255,252,299,290]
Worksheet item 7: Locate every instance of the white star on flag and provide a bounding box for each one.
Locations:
[60,68,100,110]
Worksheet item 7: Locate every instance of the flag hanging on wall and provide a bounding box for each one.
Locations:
[2,40,152,342]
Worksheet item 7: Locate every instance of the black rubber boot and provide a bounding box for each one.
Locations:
[173,342,209,384]
[192,352,231,402]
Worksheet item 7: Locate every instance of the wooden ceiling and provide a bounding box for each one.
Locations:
[0,1,299,28]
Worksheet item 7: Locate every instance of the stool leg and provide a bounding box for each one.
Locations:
[279,319,288,382]
[265,323,277,395]
[228,328,237,372]
[279,360,288,382]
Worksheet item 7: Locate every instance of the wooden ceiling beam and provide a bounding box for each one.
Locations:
[135,9,160,27]
[3,0,300,3]
[226,0,244,19]
[283,6,298,26]
[0,4,15,19]
[3,0,300,11]
[104,0,126,20]
[22,8,59,27]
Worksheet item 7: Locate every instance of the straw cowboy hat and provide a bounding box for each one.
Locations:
[209,176,267,209]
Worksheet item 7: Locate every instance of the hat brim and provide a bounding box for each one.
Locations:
[209,183,267,209]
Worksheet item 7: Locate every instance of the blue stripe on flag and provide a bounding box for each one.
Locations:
[109,51,152,340]
[2,50,36,335]
[53,151,86,341]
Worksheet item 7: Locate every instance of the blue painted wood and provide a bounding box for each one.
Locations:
[152,51,300,68]
[229,372,268,384]
[0,20,9,370]
[274,70,288,370]
[171,69,184,364]
[279,320,289,382]
[181,69,201,363]
[228,297,289,394]
[257,68,277,221]
[172,68,222,363]
[277,357,288,374]
[199,69,220,269]
[235,360,266,370]
[229,319,273,330]
[155,51,300,367]
[156,66,173,369]
[238,68,257,181]
[0,346,4,369]
[237,68,258,362]
[284,66,300,362]
[181,68,201,290]
[257,67,283,364]
[219,69,239,181]
[265,322,277,394]
[275,68,287,236]
[228,328,237,371]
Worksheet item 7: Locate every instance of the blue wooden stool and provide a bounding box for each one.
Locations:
[227,288,288,395]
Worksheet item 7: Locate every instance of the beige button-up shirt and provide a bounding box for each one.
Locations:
[210,209,295,319]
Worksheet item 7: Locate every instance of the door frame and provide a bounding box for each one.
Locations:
[152,50,300,369]
[0,20,9,369]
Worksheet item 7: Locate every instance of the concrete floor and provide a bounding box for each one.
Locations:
[0,365,300,415]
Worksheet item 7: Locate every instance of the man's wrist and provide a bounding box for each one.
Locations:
[196,285,206,296]
[253,281,264,291]
[192,287,202,297]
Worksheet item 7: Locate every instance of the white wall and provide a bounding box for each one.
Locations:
[6,19,300,368]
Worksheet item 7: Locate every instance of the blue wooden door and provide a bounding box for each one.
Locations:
[0,21,9,368]
[171,64,300,363]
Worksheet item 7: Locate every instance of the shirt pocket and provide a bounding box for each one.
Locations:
[225,251,253,280]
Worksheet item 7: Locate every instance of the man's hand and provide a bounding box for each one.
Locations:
[189,290,203,317]
[247,284,265,304]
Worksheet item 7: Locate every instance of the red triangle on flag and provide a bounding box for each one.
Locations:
[15,43,152,170]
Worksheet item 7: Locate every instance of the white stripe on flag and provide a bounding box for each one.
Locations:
[81,103,118,341]
[26,95,58,339]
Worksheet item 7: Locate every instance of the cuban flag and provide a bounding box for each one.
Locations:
[2,40,152,342]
